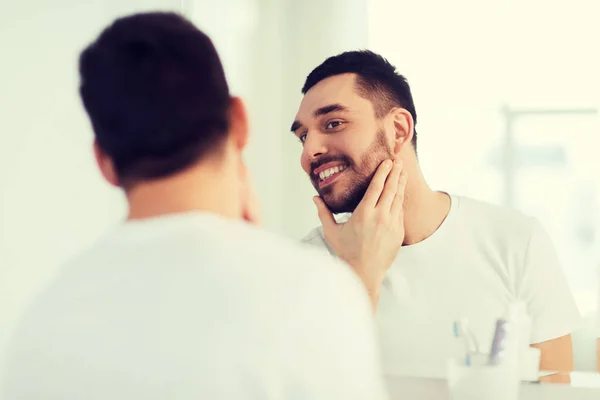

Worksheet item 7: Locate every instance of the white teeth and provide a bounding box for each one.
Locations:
[318,165,347,181]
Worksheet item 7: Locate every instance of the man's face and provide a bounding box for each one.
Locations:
[292,73,393,214]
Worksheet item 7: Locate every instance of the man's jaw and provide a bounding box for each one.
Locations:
[318,173,371,215]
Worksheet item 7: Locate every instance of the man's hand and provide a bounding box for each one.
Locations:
[313,158,407,308]
[533,335,574,383]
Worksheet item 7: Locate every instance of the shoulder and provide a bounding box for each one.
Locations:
[455,196,536,226]
[42,218,360,306]
[452,196,561,282]
[224,223,372,329]
[9,219,370,340]
[301,226,340,257]
[220,221,359,288]
[302,226,326,245]
[454,195,541,241]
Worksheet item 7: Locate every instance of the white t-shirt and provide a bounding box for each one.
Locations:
[304,195,581,378]
[1,212,388,400]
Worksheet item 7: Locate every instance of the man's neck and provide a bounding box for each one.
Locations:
[401,163,451,246]
[125,162,240,222]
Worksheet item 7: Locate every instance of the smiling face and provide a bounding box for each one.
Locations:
[292,73,394,214]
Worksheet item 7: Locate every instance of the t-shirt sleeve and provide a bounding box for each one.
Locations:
[517,219,582,344]
[301,228,337,257]
[278,252,389,400]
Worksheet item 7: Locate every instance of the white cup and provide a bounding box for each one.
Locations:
[447,358,520,400]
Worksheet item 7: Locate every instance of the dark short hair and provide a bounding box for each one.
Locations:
[79,12,230,187]
[302,50,418,149]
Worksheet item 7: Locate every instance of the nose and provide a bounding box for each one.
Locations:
[302,131,328,161]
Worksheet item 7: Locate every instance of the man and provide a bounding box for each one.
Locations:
[291,50,581,378]
[0,15,395,399]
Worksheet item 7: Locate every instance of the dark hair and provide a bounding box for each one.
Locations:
[79,12,231,187]
[302,50,418,149]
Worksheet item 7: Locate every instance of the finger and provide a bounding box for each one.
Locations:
[391,171,408,218]
[377,159,403,210]
[355,159,393,212]
[313,196,337,234]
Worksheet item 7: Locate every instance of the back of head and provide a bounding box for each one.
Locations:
[79,12,230,187]
[302,50,418,150]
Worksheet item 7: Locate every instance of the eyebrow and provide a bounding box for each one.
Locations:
[290,103,349,133]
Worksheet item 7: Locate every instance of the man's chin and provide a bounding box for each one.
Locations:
[315,178,368,214]
[321,196,355,215]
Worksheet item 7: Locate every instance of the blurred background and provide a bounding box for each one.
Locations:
[1,0,599,371]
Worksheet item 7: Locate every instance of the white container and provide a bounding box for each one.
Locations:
[505,302,531,353]
[504,302,540,381]
[447,358,520,400]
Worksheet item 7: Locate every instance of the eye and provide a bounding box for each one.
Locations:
[298,132,307,144]
[326,121,343,130]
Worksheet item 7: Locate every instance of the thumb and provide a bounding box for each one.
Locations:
[313,196,337,233]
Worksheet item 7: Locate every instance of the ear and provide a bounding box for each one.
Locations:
[228,96,249,151]
[390,108,414,155]
[93,140,119,187]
